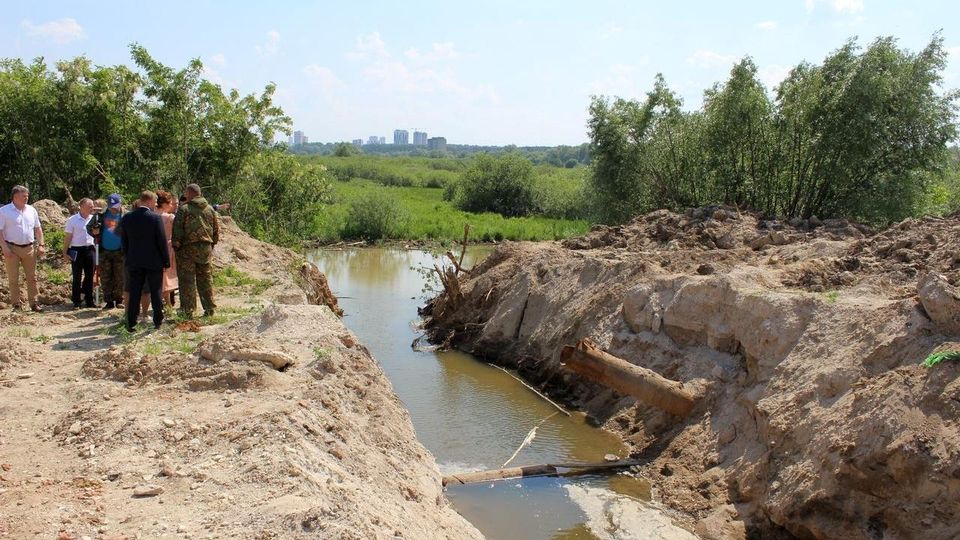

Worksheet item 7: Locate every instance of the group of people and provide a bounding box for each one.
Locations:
[1,184,221,332]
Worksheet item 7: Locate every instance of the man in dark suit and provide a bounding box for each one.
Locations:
[119,191,170,331]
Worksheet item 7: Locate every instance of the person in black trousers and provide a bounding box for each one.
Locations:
[63,198,98,308]
[119,191,170,331]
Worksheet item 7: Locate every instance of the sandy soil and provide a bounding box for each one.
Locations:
[425,206,960,539]
[0,201,479,539]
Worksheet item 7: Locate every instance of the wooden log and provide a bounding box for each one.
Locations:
[442,459,640,487]
[443,464,557,486]
[560,338,696,417]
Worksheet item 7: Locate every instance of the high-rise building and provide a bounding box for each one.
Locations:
[302,135,309,145]
[393,129,409,145]
[352,139,363,146]
[367,136,380,145]
[413,131,428,146]
[427,137,447,151]
[293,130,305,146]
[378,136,386,145]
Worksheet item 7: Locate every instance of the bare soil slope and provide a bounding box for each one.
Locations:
[425,206,960,539]
[0,201,477,539]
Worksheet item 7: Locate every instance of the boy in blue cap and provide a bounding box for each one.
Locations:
[87,193,125,309]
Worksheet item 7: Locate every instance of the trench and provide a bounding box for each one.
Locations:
[308,247,694,540]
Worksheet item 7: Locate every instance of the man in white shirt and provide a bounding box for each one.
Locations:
[63,198,97,309]
[0,185,45,312]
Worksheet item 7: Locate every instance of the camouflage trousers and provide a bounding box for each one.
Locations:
[99,249,124,303]
[176,243,215,317]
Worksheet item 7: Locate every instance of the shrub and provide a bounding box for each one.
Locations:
[455,153,538,217]
[342,188,407,240]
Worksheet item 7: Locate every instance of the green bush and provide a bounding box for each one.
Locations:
[455,153,538,217]
[342,188,407,240]
[45,229,65,254]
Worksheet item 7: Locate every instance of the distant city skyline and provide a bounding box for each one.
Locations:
[6,2,958,145]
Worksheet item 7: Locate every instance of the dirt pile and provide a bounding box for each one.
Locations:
[2,305,481,539]
[426,207,960,539]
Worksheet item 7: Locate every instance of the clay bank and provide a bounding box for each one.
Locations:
[0,201,480,539]
[424,206,960,539]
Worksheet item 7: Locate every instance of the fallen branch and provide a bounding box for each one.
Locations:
[501,412,559,468]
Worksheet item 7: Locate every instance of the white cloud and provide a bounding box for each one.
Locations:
[256,30,280,56]
[346,31,388,61]
[832,0,864,13]
[405,42,459,62]
[757,20,778,31]
[303,64,346,98]
[758,64,792,90]
[20,18,86,45]
[599,23,624,40]
[805,0,865,14]
[347,32,497,104]
[687,50,736,69]
[589,63,647,97]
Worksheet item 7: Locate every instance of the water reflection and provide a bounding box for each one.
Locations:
[307,248,667,540]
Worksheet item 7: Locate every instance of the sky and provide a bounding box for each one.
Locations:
[3,1,960,146]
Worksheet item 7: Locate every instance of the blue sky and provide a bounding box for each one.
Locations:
[3,1,959,145]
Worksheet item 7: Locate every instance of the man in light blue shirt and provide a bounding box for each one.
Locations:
[88,193,125,309]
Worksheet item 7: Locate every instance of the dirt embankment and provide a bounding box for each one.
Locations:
[425,206,960,539]
[0,201,478,539]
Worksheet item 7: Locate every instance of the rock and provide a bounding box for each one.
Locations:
[918,273,960,335]
[133,484,164,497]
[697,264,716,275]
[161,418,175,428]
[17,372,34,379]
[68,421,82,435]
[694,504,746,540]
[715,233,737,250]
[603,454,619,462]
[159,462,178,477]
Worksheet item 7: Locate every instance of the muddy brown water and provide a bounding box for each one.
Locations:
[308,248,688,539]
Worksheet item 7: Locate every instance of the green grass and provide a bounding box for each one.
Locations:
[212,266,273,295]
[41,264,69,286]
[141,332,204,356]
[7,326,32,338]
[315,179,589,243]
[824,290,840,304]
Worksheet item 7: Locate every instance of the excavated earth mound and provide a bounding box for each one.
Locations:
[425,206,960,539]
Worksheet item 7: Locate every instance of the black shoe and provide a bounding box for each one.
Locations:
[72,303,81,310]
[115,302,123,310]
[203,310,215,318]
[85,301,97,308]
[126,325,136,333]
[102,301,115,310]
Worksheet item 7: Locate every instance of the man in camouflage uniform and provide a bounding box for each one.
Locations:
[172,183,219,318]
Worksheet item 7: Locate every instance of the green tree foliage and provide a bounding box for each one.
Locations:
[453,153,538,217]
[332,142,361,157]
[0,45,325,246]
[588,35,958,225]
[342,188,407,240]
